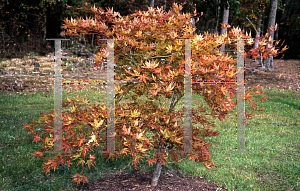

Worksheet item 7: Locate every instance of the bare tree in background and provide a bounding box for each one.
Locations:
[220,0,230,54]
[150,0,154,8]
[263,0,278,71]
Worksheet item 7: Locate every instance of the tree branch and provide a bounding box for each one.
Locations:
[246,17,258,34]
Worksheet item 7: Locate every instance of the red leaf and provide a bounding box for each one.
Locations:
[32,151,43,159]
[255,90,265,95]
[218,114,225,122]
[72,174,88,185]
[33,135,41,143]
[147,158,156,166]
[253,84,262,89]
[250,101,258,108]
[260,97,267,104]
[165,65,171,69]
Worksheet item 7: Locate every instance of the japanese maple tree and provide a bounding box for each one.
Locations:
[24,2,285,187]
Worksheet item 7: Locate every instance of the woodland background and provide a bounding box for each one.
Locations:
[0,0,299,61]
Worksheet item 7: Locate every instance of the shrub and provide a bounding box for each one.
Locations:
[24,2,285,186]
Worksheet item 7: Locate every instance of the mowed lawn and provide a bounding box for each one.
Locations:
[0,83,299,190]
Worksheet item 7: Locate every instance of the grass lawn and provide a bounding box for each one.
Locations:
[0,84,299,190]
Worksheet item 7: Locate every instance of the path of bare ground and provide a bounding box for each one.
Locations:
[1,55,299,191]
[245,58,300,91]
[77,169,227,191]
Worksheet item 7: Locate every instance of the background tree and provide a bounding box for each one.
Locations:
[263,0,278,71]
[220,0,230,54]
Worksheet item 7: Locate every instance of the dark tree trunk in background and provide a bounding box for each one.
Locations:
[150,0,154,8]
[215,0,220,35]
[220,1,229,54]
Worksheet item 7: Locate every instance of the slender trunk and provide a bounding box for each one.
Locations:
[220,1,229,54]
[151,89,183,187]
[151,143,162,187]
[163,0,167,11]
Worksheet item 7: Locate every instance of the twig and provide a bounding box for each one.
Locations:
[246,17,258,34]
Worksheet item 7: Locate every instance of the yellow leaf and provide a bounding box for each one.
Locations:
[172,136,183,144]
[142,60,159,69]
[72,152,82,161]
[165,82,175,92]
[135,30,142,38]
[136,131,144,140]
[71,105,76,113]
[131,109,140,118]
[90,119,104,129]
[87,132,98,145]
[166,45,173,53]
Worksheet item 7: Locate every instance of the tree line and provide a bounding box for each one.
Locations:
[0,0,299,61]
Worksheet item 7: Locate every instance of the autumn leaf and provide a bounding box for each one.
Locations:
[260,97,268,104]
[77,159,85,167]
[89,118,104,129]
[33,135,41,143]
[255,90,265,95]
[72,174,88,185]
[142,60,159,69]
[250,101,258,109]
[139,74,149,83]
[130,109,140,118]
[87,133,98,145]
[135,131,145,140]
[220,22,227,29]
[166,45,173,53]
[253,84,262,89]
[147,158,156,166]
[32,151,43,159]
[165,82,175,92]
[123,124,131,135]
[87,159,96,169]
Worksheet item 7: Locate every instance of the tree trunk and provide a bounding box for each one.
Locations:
[151,143,163,187]
[263,0,277,71]
[151,89,183,187]
[215,0,220,35]
[150,0,154,8]
[191,18,195,36]
[41,0,46,40]
[254,15,261,50]
[220,1,229,54]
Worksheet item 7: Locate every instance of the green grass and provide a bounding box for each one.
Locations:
[0,86,299,190]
